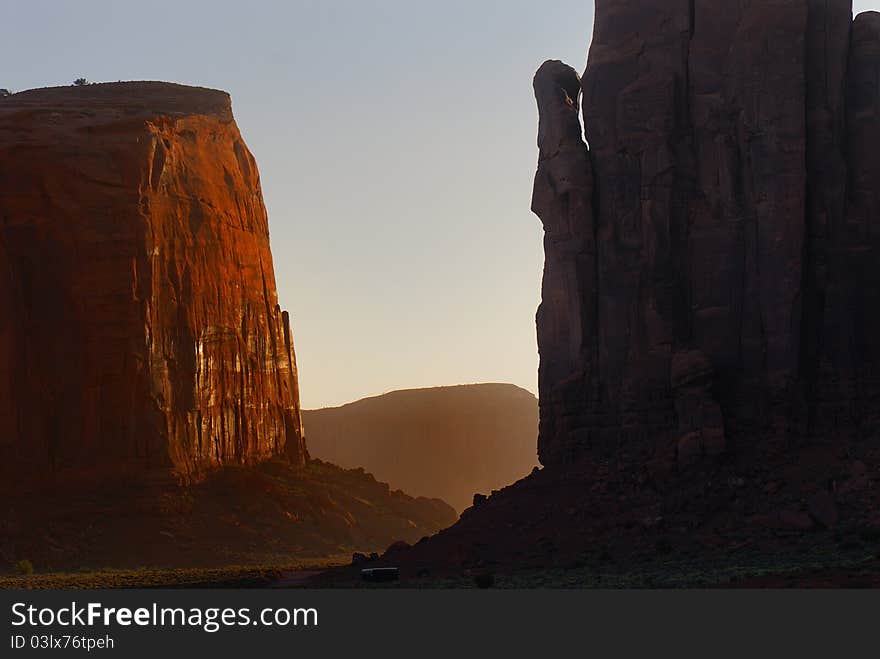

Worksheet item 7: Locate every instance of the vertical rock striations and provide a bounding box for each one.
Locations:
[0,82,306,484]
[534,2,880,468]
[580,0,696,459]
[837,11,880,437]
[803,0,854,442]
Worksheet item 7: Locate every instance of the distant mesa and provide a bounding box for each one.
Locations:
[303,384,539,512]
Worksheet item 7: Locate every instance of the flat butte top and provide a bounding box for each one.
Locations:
[0,81,233,123]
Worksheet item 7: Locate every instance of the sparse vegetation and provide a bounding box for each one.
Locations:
[14,559,34,576]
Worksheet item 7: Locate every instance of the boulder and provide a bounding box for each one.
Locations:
[807,491,840,529]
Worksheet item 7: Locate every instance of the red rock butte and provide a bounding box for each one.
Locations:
[534,3,880,469]
[0,81,306,488]
[355,3,880,578]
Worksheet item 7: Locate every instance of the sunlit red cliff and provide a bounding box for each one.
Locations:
[0,83,455,571]
[0,82,305,485]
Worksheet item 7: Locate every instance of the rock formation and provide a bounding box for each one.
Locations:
[0,82,306,485]
[311,3,880,585]
[303,384,539,512]
[534,2,880,470]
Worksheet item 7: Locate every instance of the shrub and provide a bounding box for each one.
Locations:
[73,78,90,86]
[14,559,34,576]
[0,89,10,97]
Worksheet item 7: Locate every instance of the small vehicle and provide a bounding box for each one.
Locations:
[361,567,399,583]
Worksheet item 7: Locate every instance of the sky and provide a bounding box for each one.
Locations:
[3,1,879,409]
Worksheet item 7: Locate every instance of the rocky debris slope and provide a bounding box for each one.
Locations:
[0,458,456,572]
[315,442,880,585]
[304,384,539,512]
[0,82,306,485]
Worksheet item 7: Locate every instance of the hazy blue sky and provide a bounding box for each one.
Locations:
[3,1,879,408]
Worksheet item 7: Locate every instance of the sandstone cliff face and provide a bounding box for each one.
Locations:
[0,82,305,483]
[534,3,880,468]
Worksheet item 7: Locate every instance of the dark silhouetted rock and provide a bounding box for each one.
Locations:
[807,490,840,529]
[532,60,597,466]
[778,511,816,532]
[383,540,411,557]
[360,3,880,580]
[532,1,880,467]
[671,351,726,467]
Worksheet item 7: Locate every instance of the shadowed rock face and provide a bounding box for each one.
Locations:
[532,61,597,467]
[534,2,880,469]
[0,82,306,484]
[325,2,880,582]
